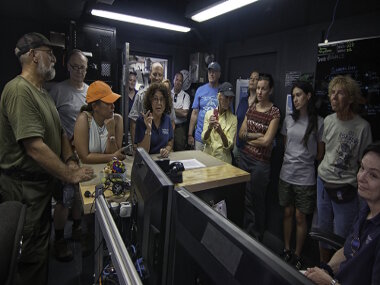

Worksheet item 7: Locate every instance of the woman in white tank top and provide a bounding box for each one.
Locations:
[74,81,126,164]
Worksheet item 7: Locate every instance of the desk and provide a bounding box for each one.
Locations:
[79,155,133,215]
[80,151,249,224]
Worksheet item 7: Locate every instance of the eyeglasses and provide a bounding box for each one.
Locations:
[69,63,87,71]
[151,72,163,78]
[153,97,165,103]
[33,49,54,57]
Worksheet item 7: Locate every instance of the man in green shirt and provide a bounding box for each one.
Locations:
[0,32,94,285]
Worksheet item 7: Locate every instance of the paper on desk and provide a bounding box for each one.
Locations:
[170,159,206,170]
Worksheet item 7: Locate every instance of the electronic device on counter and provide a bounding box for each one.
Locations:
[154,159,184,184]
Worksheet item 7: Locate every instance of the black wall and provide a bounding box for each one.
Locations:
[222,11,380,115]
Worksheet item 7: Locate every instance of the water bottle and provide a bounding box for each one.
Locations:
[62,183,75,208]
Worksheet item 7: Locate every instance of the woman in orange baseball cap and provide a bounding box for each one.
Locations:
[74,81,126,163]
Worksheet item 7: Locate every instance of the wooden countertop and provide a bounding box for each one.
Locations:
[80,150,249,214]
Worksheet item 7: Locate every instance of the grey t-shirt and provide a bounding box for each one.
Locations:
[280,115,324,186]
[318,113,372,186]
[49,79,88,139]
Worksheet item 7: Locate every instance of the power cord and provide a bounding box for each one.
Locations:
[324,0,340,43]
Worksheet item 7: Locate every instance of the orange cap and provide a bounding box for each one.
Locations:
[86,81,121,104]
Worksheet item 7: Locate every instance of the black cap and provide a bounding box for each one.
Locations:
[15,32,53,58]
[218,82,235,97]
[207,61,221,72]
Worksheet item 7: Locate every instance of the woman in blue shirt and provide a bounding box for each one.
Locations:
[135,83,173,157]
[306,141,380,285]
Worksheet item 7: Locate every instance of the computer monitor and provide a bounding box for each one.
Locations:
[164,187,313,285]
[130,147,174,285]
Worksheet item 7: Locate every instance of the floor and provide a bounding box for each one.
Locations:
[48,215,95,285]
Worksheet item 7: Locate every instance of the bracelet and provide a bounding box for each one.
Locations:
[319,262,334,277]
[65,153,79,164]
[145,130,151,136]
[330,279,338,285]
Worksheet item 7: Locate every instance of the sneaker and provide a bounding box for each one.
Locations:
[53,238,73,262]
[292,255,304,270]
[281,249,293,263]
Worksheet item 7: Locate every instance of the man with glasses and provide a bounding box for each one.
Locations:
[0,32,94,285]
[171,72,190,151]
[49,49,89,262]
[188,62,221,150]
[128,62,176,148]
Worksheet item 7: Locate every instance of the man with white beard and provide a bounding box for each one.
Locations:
[0,32,94,285]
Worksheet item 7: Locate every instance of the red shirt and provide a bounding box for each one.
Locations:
[242,103,280,162]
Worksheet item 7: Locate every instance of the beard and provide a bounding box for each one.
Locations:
[37,61,56,81]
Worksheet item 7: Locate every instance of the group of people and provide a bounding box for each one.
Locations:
[0,32,378,285]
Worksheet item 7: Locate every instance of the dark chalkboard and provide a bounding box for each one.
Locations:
[314,36,380,140]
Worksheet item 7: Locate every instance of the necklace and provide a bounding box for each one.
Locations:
[95,122,106,136]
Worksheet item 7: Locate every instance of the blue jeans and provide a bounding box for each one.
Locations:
[316,176,359,248]
[239,154,271,238]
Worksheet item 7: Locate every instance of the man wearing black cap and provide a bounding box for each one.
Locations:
[188,61,221,150]
[0,32,94,285]
[201,82,237,164]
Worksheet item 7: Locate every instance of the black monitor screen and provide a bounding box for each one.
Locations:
[165,187,313,285]
[130,148,174,285]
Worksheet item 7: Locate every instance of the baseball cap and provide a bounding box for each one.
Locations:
[15,32,53,57]
[208,61,221,72]
[218,82,235,97]
[86,81,121,104]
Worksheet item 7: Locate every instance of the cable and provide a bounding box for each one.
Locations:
[325,0,340,43]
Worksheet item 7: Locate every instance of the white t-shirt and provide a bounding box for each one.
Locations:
[171,89,190,124]
[280,115,324,185]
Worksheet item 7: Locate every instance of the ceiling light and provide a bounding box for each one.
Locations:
[91,9,191,33]
[191,0,259,22]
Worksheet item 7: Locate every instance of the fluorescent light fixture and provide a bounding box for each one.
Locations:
[91,9,191,33]
[191,0,259,22]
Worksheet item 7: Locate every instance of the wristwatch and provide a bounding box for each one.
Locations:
[109,135,116,142]
[65,153,79,164]
[330,279,338,285]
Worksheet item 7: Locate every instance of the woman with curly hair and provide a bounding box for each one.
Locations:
[134,82,174,157]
